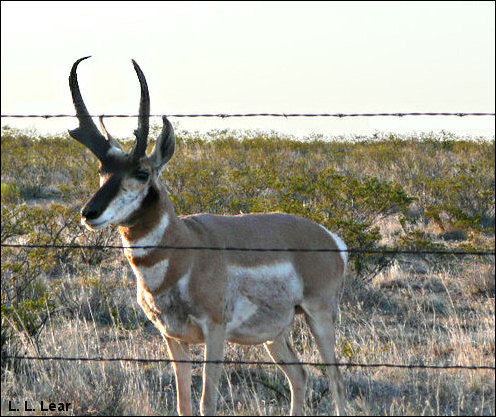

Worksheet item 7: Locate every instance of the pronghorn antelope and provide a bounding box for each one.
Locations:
[69,56,347,416]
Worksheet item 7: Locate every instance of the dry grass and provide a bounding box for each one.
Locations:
[1,130,494,415]
[1,257,494,416]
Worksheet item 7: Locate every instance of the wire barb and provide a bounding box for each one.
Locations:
[1,112,495,119]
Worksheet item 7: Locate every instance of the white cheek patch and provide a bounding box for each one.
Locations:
[319,225,348,269]
[131,258,169,292]
[96,187,146,227]
[122,212,170,257]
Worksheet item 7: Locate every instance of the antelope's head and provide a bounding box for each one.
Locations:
[69,56,175,230]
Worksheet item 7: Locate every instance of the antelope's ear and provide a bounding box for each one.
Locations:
[149,116,175,171]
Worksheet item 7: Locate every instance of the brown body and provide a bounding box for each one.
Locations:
[120,182,347,415]
[68,57,347,415]
[121,183,345,343]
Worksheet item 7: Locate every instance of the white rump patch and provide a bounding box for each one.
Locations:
[131,258,169,291]
[122,212,170,257]
[319,225,348,269]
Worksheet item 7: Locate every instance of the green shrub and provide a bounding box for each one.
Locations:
[1,182,21,203]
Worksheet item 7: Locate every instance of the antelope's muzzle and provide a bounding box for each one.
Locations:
[80,174,122,227]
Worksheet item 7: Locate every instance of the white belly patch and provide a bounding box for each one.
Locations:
[226,295,259,333]
[225,261,303,342]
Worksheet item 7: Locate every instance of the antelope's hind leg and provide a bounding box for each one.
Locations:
[200,324,226,416]
[303,303,346,416]
[264,333,308,416]
[166,337,192,416]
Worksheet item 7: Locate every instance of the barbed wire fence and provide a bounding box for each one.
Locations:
[1,111,495,371]
[1,243,495,256]
[2,244,495,370]
[1,111,495,119]
[3,356,495,370]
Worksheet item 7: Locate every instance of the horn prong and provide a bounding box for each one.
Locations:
[99,116,123,150]
[69,57,110,161]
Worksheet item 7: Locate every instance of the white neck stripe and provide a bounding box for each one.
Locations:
[122,212,170,257]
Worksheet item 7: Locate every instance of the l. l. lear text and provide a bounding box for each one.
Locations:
[8,400,72,412]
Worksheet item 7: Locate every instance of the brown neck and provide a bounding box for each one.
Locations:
[118,181,178,242]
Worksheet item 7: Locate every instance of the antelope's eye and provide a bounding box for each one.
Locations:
[133,170,149,181]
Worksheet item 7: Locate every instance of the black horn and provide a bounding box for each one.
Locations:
[68,56,110,161]
[131,59,150,159]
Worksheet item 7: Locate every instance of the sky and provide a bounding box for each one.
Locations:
[1,1,495,139]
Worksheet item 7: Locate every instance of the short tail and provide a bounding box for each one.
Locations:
[318,225,348,274]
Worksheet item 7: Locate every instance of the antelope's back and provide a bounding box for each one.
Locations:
[182,212,347,294]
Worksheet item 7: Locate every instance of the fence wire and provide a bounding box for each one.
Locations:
[3,355,494,371]
[2,243,494,372]
[1,243,494,256]
[1,112,495,119]
[2,242,494,371]
[1,110,494,374]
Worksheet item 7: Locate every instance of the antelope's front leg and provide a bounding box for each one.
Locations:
[200,324,226,416]
[165,337,192,416]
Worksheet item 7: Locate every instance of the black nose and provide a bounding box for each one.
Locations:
[81,206,101,220]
